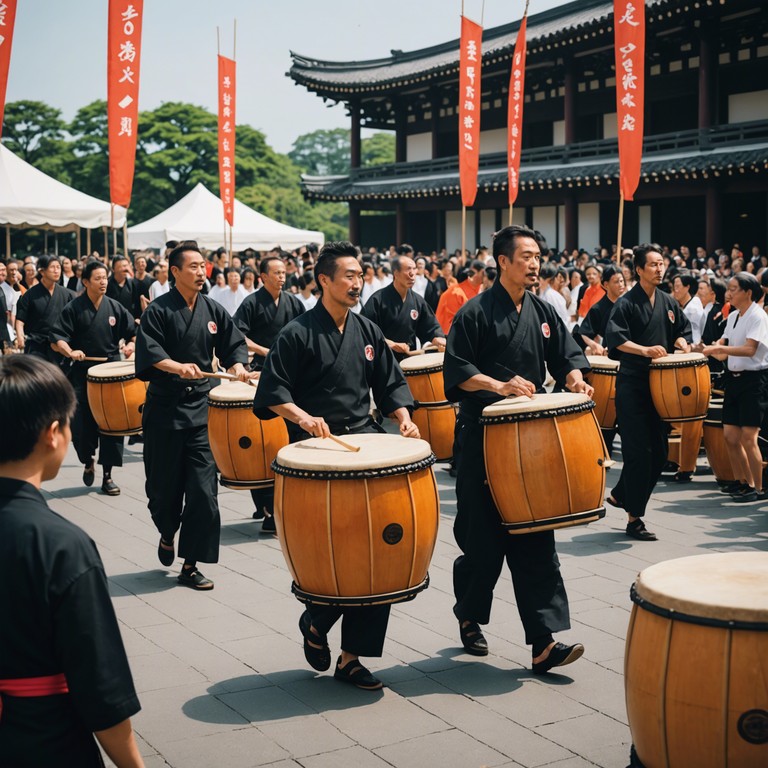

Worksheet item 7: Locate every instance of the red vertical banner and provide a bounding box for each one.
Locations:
[108,0,143,208]
[507,15,527,207]
[0,0,18,139]
[614,0,645,201]
[218,55,236,227]
[458,15,483,208]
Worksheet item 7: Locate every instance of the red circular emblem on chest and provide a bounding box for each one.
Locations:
[541,322,551,339]
[108,316,116,327]
[410,309,419,320]
[208,321,217,334]
[364,344,374,361]
[667,310,675,323]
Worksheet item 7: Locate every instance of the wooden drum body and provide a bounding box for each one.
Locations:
[703,399,737,483]
[86,361,146,436]
[649,353,711,422]
[207,381,288,490]
[626,553,768,768]
[400,353,455,461]
[273,434,439,606]
[481,393,608,534]
[586,355,619,429]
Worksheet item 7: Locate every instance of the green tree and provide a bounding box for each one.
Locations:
[362,132,395,166]
[288,128,350,175]
[2,100,73,183]
[68,100,110,203]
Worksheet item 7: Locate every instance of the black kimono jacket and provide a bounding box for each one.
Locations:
[362,283,443,358]
[444,280,588,417]
[579,294,616,343]
[605,283,692,378]
[0,286,9,346]
[15,283,75,346]
[234,288,305,370]
[49,294,136,386]
[252,301,413,432]
[106,277,142,320]
[135,288,248,428]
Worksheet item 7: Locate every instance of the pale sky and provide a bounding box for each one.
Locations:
[6,0,568,154]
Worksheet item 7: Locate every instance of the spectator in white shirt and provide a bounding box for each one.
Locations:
[209,268,248,317]
[148,260,171,302]
[296,271,318,311]
[538,262,570,327]
[672,272,706,344]
[241,267,258,295]
[360,263,382,305]
[413,257,429,298]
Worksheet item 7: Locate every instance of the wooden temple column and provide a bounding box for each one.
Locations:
[396,202,406,246]
[705,181,722,254]
[430,87,440,159]
[349,202,361,246]
[698,23,717,136]
[563,56,577,147]
[395,98,407,163]
[564,195,578,252]
[350,101,361,169]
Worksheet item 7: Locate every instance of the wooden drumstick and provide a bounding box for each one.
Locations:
[82,356,108,362]
[200,371,258,387]
[325,434,361,452]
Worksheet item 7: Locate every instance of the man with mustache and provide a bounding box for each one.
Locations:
[443,225,591,674]
[253,240,418,691]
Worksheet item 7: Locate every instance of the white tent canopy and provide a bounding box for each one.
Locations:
[127,183,324,251]
[0,143,126,230]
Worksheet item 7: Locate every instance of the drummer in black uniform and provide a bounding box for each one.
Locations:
[253,241,417,690]
[15,255,75,361]
[604,243,692,541]
[106,256,142,322]
[49,260,137,496]
[579,265,626,355]
[361,254,446,359]
[443,225,591,674]
[234,256,305,530]
[135,241,253,591]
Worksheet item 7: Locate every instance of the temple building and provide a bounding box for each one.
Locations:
[289,0,768,254]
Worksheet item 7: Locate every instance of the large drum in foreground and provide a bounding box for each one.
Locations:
[86,361,146,436]
[481,393,608,534]
[703,398,737,483]
[626,553,768,768]
[649,353,710,422]
[273,434,439,606]
[586,355,619,429]
[400,353,455,461]
[207,381,288,489]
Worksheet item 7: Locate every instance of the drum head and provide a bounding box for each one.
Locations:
[587,355,619,371]
[481,392,593,421]
[400,352,445,373]
[87,361,135,379]
[651,352,707,367]
[634,553,768,624]
[274,434,433,473]
[207,380,257,403]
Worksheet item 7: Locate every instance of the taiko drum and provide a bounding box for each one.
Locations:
[625,553,768,768]
[400,352,456,461]
[586,355,619,429]
[481,393,608,534]
[649,353,710,422]
[702,398,737,483]
[86,361,146,436]
[273,434,439,606]
[207,381,288,489]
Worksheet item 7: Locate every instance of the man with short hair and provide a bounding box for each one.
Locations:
[106,256,142,321]
[362,255,445,360]
[15,255,75,361]
[135,242,253,590]
[0,261,17,349]
[50,260,137,495]
[579,266,626,356]
[210,267,248,317]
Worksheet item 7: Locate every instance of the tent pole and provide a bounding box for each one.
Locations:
[76,228,81,261]
[86,228,91,257]
[54,233,59,256]
[5,226,10,260]
[103,227,108,260]
[112,229,117,259]
[123,221,129,257]
[44,231,48,252]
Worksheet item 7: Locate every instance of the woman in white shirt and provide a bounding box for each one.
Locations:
[148,261,171,301]
[703,272,768,502]
[296,271,318,310]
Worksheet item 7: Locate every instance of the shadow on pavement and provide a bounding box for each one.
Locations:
[109,570,179,594]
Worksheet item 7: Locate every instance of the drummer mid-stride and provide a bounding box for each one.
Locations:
[49,261,137,496]
[604,244,692,541]
[253,241,418,691]
[443,224,592,675]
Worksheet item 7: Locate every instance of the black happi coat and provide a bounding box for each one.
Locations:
[444,281,588,415]
[234,288,305,370]
[0,286,9,346]
[605,283,692,377]
[106,277,142,320]
[362,283,443,357]
[49,294,136,383]
[15,283,75,346]
[135,288,247,428]
[0,478,140,766]
[579,293,616,342]
[252,301,413,430]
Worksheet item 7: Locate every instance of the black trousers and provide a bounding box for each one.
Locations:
[250,487,274,515]
[291,420,390,658]
[143,424,220,563]
[612,373,668,518]
[452,415,570,644]
[71,379,124,468]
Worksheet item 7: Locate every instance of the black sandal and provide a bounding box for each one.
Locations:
[605,495,624,510]
[299,611,331,671]
[459,621,489,656]
[157,537,175,567]
[333,656,383,690]
[177,567,214,590]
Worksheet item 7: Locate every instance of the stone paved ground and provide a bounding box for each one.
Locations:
[41,437,767,768]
